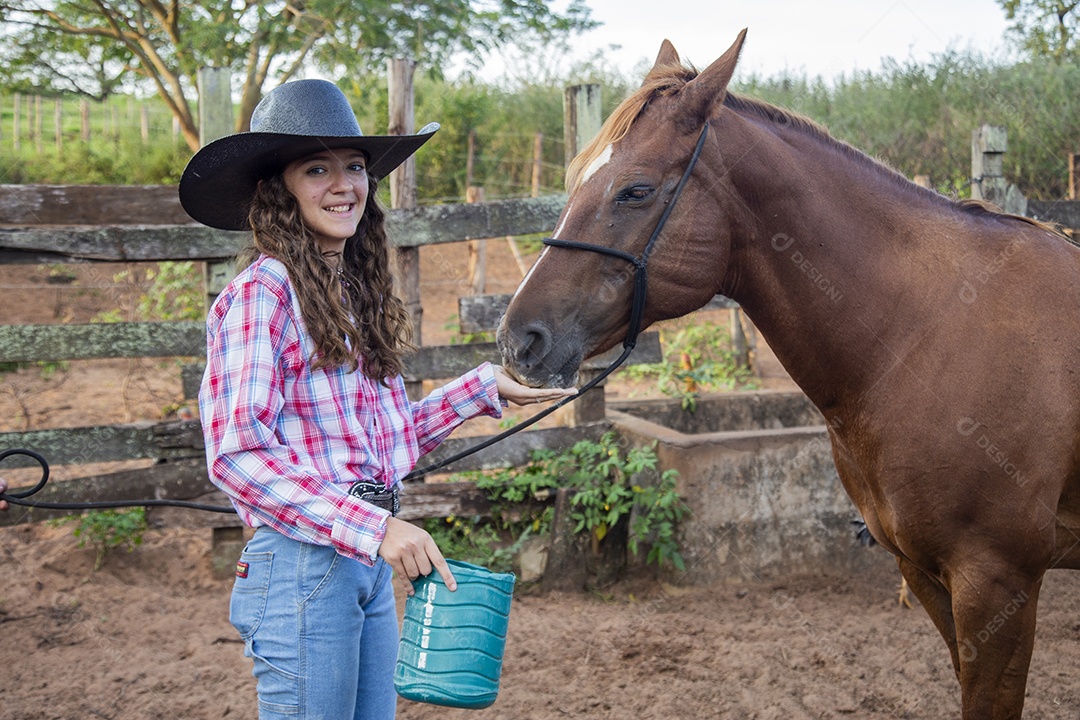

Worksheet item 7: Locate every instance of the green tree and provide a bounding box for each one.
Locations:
[0,0,597,151]
[999,0,1080,62]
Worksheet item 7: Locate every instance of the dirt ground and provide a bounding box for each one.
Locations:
[4,241,1080,718]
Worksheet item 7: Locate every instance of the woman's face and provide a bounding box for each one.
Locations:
[282,148,369,254]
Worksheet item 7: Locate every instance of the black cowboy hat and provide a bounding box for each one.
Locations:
[179,78,439,231]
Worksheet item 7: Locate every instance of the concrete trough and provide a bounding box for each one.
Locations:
[608,391,886,584]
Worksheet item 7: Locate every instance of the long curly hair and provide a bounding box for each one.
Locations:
[239,172,415,381]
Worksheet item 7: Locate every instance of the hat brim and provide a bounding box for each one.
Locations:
[179,124,438,231]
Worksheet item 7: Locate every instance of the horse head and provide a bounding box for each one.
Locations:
[498,30,749,388]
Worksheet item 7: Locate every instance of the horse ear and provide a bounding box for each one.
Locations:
[682,28,748,121]
[644,40,681,84]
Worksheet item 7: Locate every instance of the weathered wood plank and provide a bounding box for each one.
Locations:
[0,195,567,263]
[178,336,661,399]
[0,321,206,363]
[459,293,513,334]
[0,185,195,226]
[0,459,213,527]
[0,413,599,477]
[0,225,247,263]
[0,420,204,468]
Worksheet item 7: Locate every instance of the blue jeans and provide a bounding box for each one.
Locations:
[230,527,398,719]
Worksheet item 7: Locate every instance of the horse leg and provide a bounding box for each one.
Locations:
[897,557,960,678]
[950,567,1044,720]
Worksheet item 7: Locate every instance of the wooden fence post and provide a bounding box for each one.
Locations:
[562,83,604,425]
[388,57,423,400]
[1069,153,1079,200]
[531,131,543,197]
[54,98,62,154]
[12,93,20,152]
[971,124,1027,215]
[466,186,487,295]
[388,57,420,331]
[197,67,237,315]
[35,95,43,154]
[562,84,601,169]
[80,99,90,142]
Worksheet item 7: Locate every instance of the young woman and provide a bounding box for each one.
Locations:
[180,79,570,719]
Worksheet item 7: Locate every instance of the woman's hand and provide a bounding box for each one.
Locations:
[0,479,8,511]
[379,516,456,595]
[492,365,577,406]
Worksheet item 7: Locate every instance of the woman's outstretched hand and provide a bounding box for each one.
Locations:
[492,365,576,406]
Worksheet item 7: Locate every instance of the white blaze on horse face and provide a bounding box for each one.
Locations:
[514,247,549,300]
[512,202,574,301]
[580,144,613,187]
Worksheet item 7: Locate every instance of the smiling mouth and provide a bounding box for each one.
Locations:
[325,204,354,214]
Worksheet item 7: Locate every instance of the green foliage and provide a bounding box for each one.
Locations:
[91,261,203,324]
[137,262,205,321]
[547,434,684,572]
[998,0,1080,63]
[422,515,532,574]
[442,315,493,345]
[735,50,1080,200]
[0,0,597,148]
[0,96,191,185]
[447,432,685,572]
[3,48,1079,204]
[50,508,147,572]
[623,320,756,410]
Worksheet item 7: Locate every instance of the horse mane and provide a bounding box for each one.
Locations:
[567,62,1065,239]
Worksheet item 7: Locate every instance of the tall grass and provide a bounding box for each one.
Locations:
[0,94,190,185]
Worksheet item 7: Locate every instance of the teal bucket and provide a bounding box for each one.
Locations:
[395,559,516,709]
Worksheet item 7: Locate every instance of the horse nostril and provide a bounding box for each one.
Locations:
[518,323,552,371]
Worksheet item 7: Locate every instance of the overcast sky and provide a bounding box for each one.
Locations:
[472,0,1015,82]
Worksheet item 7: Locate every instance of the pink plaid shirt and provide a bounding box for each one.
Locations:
[199,255,502,566]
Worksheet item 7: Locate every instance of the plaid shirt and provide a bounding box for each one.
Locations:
[199,255,501,566]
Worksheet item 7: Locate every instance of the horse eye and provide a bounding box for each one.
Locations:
[615,186,653,204]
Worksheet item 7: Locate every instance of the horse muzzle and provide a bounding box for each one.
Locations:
[496,319,582,389]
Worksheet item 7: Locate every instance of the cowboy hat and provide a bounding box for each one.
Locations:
[179,78,439,231]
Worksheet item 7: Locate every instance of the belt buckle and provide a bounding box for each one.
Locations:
[348,481,400,517]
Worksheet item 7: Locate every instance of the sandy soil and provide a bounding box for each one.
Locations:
[4,521,1080,720]
[4,241,1079,719]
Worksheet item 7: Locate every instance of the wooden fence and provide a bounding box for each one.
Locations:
[0,182,663,529]
[1,123,1078,534]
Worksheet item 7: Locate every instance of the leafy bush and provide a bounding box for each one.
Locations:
[50,508,147,571]
[442,432,685,573]
[622,320,756,410]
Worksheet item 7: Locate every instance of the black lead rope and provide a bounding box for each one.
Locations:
[0,123,711,512]
[0,448,236,513]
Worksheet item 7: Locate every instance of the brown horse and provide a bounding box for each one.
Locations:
[497,29,1080,719]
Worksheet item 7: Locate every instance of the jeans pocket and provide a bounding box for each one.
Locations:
[296,543,341,606]
[230,550,273,640]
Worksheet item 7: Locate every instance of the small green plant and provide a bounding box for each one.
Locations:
[91,262,204,324]
[542,433,685,570]
[442,314,493,345]
[137,261,204,321]
[447,432,686,572]
[622,320,756,410]
[50,508,147,571]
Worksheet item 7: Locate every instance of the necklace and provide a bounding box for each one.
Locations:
[322,250,348,288]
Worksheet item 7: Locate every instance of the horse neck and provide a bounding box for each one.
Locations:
[714,116,963,410]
